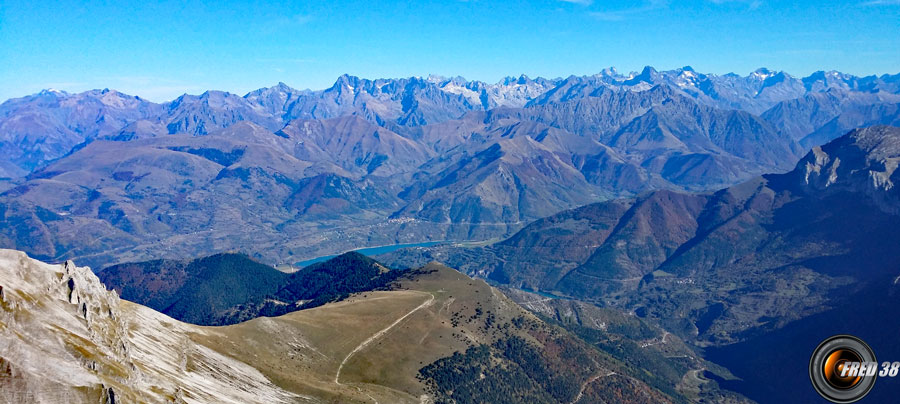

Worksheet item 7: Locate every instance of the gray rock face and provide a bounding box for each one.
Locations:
[793,125,900,213]
[0,249,299,404]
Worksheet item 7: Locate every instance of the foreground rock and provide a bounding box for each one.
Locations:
[0,249,299,403]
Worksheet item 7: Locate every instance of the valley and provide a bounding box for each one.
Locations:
[3,68,898,270]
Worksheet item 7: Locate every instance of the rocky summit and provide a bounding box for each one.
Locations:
[0,249,298,403]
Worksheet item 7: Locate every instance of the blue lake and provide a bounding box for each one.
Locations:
[295,241,444,268]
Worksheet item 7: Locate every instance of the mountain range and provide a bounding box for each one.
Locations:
[5,66,900,404]
[5,68,899,177]
[1,68,899,268]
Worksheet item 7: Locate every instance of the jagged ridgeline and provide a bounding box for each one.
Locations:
[2,69,898,269]
[0,249,750,403]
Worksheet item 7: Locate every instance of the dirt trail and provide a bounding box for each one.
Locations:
[570,371,616,404]
[335,291,436,385]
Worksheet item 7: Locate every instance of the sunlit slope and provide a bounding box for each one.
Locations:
[0,250,675,403]
[195,263,592,403]
[187,290,430,403]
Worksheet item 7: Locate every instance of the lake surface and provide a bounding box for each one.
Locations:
[295,241,444,268]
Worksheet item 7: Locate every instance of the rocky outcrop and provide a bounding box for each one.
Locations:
[795,125,900,214]
[0,249,300,404]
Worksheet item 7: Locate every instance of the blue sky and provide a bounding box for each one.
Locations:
[1,0,898,102]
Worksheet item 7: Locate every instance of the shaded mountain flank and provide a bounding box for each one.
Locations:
[382,125,900,344]
[376,126,900,402]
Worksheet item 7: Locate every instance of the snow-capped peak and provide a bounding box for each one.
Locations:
[38,88,68,97]
[751,68,775,80]
[599,67,619,77]
[426,74,447,84]
[439,80,481,104]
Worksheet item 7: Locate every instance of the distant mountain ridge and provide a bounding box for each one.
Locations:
[1,68,899,267]
[3,67,898,176]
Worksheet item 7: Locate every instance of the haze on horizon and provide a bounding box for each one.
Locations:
[2,0,899,103]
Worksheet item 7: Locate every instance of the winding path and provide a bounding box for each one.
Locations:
[570,371,617,404]
[335,292,436,385]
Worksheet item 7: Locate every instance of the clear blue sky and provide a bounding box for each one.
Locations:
[1,0,898,102]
